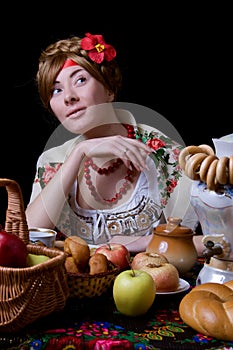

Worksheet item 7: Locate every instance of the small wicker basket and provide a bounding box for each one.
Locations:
[0,178,69,333]
[67,262,120,299]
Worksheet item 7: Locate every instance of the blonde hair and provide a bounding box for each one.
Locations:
[36,36,122,111]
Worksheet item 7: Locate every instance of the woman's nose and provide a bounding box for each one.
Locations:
[64,88,79,104]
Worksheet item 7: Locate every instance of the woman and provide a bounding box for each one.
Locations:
[26,33,202,253]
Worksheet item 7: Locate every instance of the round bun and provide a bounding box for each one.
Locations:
[64,256,80,273]
[131,252,179,292]
[179,280,233,341]
[89,253,109,275]
[64,236,90,272]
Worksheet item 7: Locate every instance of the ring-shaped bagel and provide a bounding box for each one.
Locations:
[199,155,218,183]
[216,156,229,185]
[178,146,205,170]
[198,144,215,156]
[206,158,218,190]
[185,153,207,180]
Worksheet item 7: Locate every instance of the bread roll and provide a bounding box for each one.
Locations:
[64,236,90,271]
[65,256,80,274]
[224,279,233,290]
[179,280,233,341]
[89,253,109,275]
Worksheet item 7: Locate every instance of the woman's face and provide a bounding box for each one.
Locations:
[50,65,114,134]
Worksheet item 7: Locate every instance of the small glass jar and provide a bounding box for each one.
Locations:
[146,217,198,275]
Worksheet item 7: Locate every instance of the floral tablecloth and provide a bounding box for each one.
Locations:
[1,258,233,350]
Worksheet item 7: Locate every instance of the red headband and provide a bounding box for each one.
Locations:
[61,58,78,70]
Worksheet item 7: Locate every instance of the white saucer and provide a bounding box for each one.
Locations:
[156,278,190,295]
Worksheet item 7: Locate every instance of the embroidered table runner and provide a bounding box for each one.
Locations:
[0,258,232,350]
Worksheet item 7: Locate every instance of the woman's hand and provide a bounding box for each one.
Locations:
[76,135,152,171]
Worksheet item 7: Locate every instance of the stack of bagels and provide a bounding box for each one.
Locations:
[179,280,233,341]
[178,144,233,191]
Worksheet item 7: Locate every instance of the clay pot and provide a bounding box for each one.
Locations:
[146,217,198,275]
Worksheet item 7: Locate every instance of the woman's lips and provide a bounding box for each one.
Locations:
[67,107,86,119]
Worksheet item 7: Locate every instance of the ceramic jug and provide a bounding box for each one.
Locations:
[146,217,198,275]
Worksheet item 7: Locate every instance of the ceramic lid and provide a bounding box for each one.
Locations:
[154,217,194,237]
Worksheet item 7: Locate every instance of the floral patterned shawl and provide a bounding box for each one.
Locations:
[28,108,198,239]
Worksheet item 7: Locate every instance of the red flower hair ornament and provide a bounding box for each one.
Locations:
[81,32,116,64]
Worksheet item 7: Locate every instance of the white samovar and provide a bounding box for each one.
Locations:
[179,134,233,284]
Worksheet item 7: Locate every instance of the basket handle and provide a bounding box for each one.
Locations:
[0,178,29,244]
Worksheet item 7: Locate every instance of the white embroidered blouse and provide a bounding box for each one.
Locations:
[28,108,198,244]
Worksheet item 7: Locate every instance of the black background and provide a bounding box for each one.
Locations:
[1,4,231,225]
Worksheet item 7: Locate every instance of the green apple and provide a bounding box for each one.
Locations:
[113,269,156,316]
[27,253,50,266]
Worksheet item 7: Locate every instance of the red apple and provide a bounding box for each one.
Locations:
[95,243,130,270]
[131,252,180,292]
[0,228,28,267]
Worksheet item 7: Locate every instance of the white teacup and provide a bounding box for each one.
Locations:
[29,228,57,248]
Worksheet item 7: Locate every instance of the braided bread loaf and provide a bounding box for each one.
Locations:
[179,280,233,341]
[178,144,233,191]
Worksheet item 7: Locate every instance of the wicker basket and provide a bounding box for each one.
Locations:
[0,178,69,333]
[67,262,120,298]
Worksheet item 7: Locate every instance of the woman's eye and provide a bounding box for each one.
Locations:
[76,76,86,85]
[52,87,62,95]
